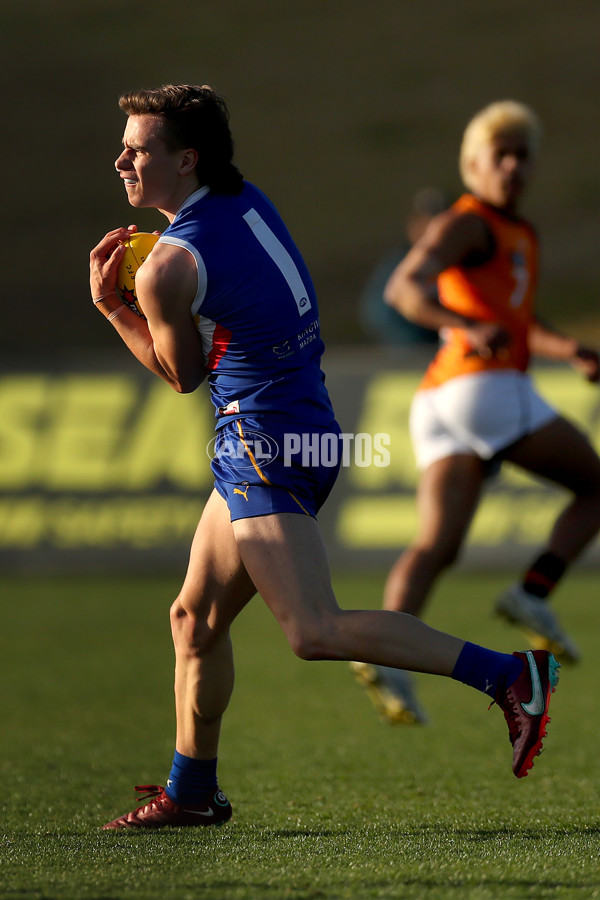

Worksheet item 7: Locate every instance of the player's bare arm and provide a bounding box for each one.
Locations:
[90,228,206,391]
[89,225,169,381]
[529,318,600,383]
[384,210,510,356]
[135,242,206,393]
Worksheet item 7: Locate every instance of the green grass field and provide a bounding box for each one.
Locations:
[1,569,599,900]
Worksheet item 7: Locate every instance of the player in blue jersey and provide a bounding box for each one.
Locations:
[89,84,560,828]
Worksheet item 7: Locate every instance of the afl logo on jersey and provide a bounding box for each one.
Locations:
[272,340,294,358]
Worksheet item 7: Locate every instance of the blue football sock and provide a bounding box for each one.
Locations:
[451,642,524,700]
[164,751,218,805]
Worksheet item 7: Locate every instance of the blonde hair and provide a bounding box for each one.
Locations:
[459,101,542,190]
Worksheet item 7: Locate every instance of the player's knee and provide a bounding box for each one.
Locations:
[286,617,338,661]
[169,598,215,655]
[290,635,320,660]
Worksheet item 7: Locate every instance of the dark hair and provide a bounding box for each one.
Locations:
[119,84,244,195]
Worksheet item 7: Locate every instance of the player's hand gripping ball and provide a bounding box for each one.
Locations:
[115,232,159,317]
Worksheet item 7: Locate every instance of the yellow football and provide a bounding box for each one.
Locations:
[115,231,159,317]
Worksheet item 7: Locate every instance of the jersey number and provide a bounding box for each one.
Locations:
[509,254,530,309]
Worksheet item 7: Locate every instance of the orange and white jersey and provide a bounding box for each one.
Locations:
[421,194,538,390]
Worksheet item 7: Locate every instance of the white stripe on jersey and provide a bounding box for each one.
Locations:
[242,209,312,317]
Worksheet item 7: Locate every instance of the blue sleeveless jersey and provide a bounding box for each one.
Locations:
[159,182,335,428]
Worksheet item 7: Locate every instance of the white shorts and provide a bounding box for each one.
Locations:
[410,371,558,470]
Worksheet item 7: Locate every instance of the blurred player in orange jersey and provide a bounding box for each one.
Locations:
[352,100,600,725]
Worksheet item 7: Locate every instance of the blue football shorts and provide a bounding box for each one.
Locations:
[211,416,342,521]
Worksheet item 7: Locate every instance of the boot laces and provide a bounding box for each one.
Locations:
[133,784,165,807]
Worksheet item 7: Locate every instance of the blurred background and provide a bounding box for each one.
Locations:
[2,0,600,571]
[6,0,600,357]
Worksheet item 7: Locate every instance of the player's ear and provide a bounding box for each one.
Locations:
[179,148,198,176]
[466,154,478,177]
